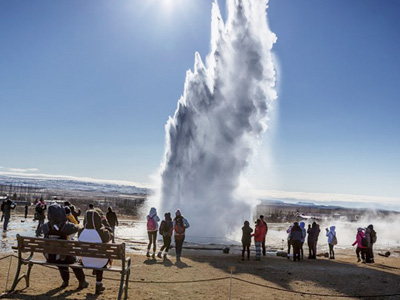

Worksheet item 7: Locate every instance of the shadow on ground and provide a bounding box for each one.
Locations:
[189,253,400,299]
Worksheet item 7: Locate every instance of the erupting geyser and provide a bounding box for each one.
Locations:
[159,0,277,240]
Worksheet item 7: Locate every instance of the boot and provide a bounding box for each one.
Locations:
[78,281,89,289]
[95,283,105,294]
[157,251,162,258]
[146,251,150,257]
[163,253,167,259]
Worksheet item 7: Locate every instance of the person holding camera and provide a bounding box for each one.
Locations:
[326,226,337,259]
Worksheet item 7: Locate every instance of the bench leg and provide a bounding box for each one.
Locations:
[9,259,22,292]
[25,263,33,288]
[117,272,125,300]
[124,268,130,300]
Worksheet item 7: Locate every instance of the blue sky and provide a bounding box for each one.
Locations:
[1,0,399,200]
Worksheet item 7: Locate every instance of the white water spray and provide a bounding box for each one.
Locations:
[159,0,277,241]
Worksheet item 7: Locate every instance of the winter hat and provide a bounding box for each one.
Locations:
[357,227,363,232]
[175,209,181,217]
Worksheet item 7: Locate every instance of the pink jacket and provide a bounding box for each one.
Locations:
[352,231,366,248]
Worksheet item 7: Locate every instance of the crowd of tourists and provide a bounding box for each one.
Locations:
[0,195,382,293]
[241,216,377,263]
[145,207,190,262]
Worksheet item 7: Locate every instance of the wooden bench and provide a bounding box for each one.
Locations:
[9,234,131,300]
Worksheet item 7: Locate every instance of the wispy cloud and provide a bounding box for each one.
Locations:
[7,168,39,173]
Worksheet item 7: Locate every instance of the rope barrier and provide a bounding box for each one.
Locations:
[2,255,400,298]
[0,255,15,262]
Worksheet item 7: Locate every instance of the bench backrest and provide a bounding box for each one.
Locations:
[16,234,125,260]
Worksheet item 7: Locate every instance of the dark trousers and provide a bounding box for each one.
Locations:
[287,240,291,254]
[300,242,304,260]
[160,235,171,252]
[308,241,316,258]
[262,237,266,256]
[96,270,103,282]
[36,219,44,236]
[175,235,185,258]
[48,256,85,283]
[242,243,250,259]
[147,231,157,252]
[369,244,374,261]
[366,247,372,263]
[111,226,115,243]
[3,214,10,231]
[292,241,301,261]
[329,243,335,258]
[356,247,366,260]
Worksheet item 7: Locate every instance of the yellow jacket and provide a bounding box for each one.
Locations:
[67,214,78,225]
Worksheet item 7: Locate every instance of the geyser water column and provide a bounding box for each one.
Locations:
[159,0,277,241]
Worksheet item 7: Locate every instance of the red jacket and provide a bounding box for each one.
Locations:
[252,223,266,243]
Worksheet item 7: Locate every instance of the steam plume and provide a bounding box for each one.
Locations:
[159,0,277,239]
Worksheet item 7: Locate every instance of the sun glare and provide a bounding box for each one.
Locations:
[161,0,189,15]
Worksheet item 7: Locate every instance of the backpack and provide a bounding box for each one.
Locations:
[47,203,67,227]
[174,218,185,235]
[360,234,368,247]
[160,220,173,236]
[331,234,338,245]
[147,216,157,231]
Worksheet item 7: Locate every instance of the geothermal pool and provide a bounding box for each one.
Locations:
[1,217,399,258]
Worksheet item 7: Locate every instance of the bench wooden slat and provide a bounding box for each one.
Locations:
[24,259,125,272]
[18,236,125,260]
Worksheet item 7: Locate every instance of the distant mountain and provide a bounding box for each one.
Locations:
[296,202,316,206]
[0,174,148,195]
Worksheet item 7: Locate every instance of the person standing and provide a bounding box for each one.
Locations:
[241,221,253,260]
[252,219,266,261]
[308,222,321,259]
[352,227,367,262]
[146,207,160,258]
[24,203,29,219]
[286,223,293,259]
[106,207,119,243]
[260,215,268,256]
[299,221,307,260]
[365,224,376,263]
[1,196,16,232]
[35,198,47,237]
[173,209,190,262]
[158,212,173,259]
[326,226,337,259]
[290,222,303,261]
